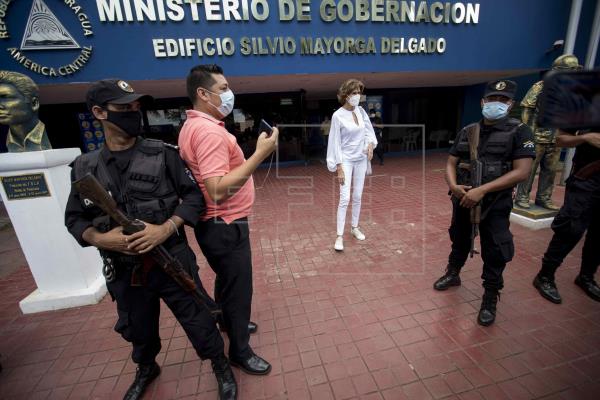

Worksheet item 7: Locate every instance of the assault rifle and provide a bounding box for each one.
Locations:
[467,124,482,258]
[73,173,221,320]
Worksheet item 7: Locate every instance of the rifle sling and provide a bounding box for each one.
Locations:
[74,174,221,318]
[467,123,480,161]
[464,123,501,221]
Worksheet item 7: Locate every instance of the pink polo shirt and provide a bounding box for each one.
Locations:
[178,110,255,224]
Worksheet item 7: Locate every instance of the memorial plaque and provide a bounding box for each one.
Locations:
[1,173,51,200]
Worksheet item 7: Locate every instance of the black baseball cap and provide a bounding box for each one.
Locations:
[483,80,517,100]
[86,79,153,110]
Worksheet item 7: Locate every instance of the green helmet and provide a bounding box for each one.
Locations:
[552,54,582,70]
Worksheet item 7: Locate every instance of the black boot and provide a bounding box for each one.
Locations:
[433,266,461,291]
[212,355,238,400]
[123,361,160,400]
[575,274,600,302]
[533,274,562,304]
[478,289,499,326]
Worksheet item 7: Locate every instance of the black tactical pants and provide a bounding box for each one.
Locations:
[106,245,224,365]
[375,134,384,164]
[375,147,384,164]
[541,175,600,279]
[194,217,253,360]
[448,193,515,290]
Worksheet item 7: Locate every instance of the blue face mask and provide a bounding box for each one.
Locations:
[482,101,510,120]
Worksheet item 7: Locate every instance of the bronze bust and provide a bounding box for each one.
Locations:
[0,71,51,152]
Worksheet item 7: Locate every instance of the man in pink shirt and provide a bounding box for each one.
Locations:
[179,64,278,375]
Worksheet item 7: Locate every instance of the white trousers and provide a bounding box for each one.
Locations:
[337,158,368,236]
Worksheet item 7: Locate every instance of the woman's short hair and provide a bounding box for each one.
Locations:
[337,79,364,105]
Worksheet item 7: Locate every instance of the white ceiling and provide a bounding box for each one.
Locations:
[38,69,537,104]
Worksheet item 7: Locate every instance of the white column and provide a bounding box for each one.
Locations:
[585,0,600,69]
[564,0,584,54]
[0,149,106,314]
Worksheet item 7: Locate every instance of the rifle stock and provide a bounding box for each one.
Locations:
[73,173,221,319]
[74,176,126,226]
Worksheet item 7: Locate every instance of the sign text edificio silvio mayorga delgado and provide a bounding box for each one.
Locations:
[1,0,481,78]
[98,0,480,57]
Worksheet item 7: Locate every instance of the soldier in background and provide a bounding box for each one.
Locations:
[514,55,582,209]
[369,110,385,165]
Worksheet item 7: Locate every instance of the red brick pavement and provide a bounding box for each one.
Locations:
[0,153,598,400]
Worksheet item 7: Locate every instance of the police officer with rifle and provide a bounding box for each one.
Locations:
[65,79,237,400]
[532,69,600,304]
[514,55,583,210]
[433,80,535,326]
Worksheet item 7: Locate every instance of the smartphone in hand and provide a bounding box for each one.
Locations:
[259,119,274,137]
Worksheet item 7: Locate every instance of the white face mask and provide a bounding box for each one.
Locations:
[347,94,360,107]
[203,88,235,118]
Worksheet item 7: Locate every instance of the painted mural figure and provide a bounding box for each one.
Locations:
[514,55,582,210]
[0,71,52,153]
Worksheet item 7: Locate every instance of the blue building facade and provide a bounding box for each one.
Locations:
[1,0,598,154]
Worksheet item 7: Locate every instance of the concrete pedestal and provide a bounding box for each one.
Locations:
[510,204,558,230]
[0,149,106,314]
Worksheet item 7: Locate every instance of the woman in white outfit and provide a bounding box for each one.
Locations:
[327,79,378,251]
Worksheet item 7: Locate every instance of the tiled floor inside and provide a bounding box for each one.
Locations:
[0,153,598,400]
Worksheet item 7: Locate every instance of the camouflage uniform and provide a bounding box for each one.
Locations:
[514,54,582,210]
[514,81,561,209]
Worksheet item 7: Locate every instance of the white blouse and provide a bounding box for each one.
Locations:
[326,106,378,172]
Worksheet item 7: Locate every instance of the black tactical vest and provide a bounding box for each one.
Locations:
[74,139,179,233]
[455,119,521,185]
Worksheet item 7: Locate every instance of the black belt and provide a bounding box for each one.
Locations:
[201,216,248,224]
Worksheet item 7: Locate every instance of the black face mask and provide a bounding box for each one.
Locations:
[106,110,142,137]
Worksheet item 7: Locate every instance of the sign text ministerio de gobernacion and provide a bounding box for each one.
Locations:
[1,0,482,78]
[99,0,480,57]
